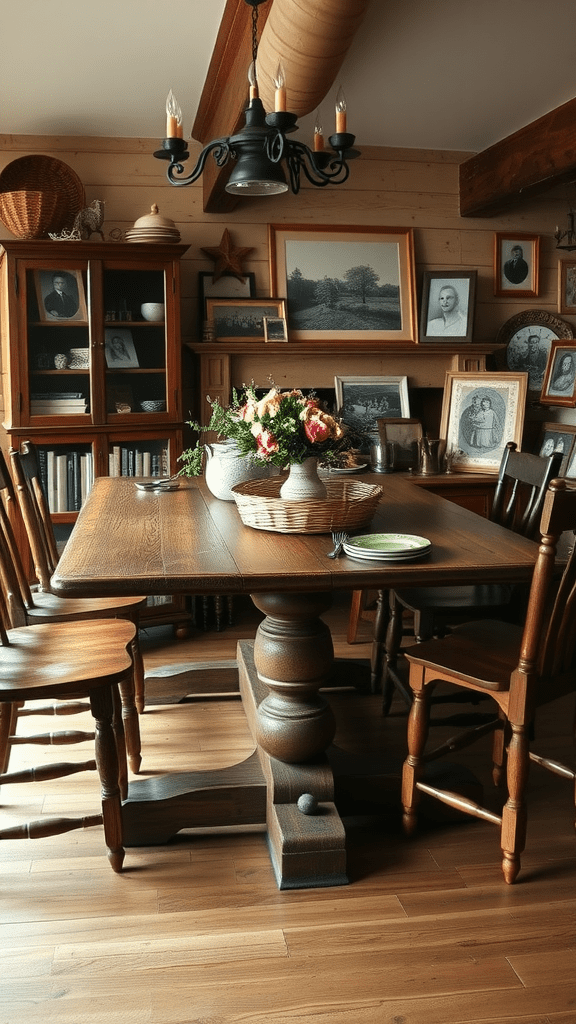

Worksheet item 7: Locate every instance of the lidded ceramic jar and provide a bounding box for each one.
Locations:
[125,204,181,243]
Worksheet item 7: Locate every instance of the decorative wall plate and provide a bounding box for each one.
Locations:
[497,309,574,391]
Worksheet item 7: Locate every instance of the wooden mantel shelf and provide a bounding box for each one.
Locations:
[186,342,502,424]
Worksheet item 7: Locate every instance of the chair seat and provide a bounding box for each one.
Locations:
[25,591,147,623]
[395,583,513,612]
[404,619,523,691]
[0,618,136,702]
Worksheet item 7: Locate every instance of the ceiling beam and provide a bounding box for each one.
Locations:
[459,96,576,217]
[192,0,370,213]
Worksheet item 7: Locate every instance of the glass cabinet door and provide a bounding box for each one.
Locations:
[25,265,91,422]
[102,267,168,420]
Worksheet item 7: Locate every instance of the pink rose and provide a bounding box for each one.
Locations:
[304,414,331,443]
[251,425,278,456]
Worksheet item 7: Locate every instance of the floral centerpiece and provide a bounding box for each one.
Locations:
[179,383,359,500]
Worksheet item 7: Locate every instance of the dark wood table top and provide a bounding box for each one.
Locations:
[51,474,538,599]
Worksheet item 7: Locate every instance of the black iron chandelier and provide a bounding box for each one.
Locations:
[153,0,358,196]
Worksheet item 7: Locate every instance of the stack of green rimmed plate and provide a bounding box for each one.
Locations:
[343,533,431,561]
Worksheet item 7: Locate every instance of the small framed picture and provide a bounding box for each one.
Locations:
[440,372,528,474]
[540,341,576,407]
[35,269,87,323]
[263,316,288,343]
[334,375,410,434]
[558,260,576,314]
[494,233,540,298]
[419,271,477,342]
[536,422,576,474]
[377,417,423,470]
[206,298,286,342]
[104,329,139,368]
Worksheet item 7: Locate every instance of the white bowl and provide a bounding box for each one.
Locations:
[141,302,165,322]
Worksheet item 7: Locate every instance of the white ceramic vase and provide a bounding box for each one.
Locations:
[279,457,327,501]
[204,440,268,501]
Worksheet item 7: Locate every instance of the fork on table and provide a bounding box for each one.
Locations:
[327,531,348,559]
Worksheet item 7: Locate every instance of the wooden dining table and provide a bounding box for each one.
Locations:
[51,473,539,888]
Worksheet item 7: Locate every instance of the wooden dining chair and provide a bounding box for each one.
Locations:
[401,476,576,884]
[0,452,142,781]
[9,441,147,714]
[0,603,135,871]
[380,442,563,713]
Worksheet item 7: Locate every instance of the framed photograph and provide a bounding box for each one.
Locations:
[263,316,288,343]
[206,298,286,342]
[494,233,540,298]
[540,341,576,407]
[35,269,87,323]
[420,270,477,342]
[497,309,573,392]
[377,417,423,470]
[536,422,576,474]
[558,260,576,314]
[104,329,139,368]
[334,375,410,433]
[440,372,528,474]
[269,224,417,343]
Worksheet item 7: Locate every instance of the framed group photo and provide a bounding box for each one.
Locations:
[35,269,87,323]
[494,233,540,298]
[540,341,576,406]
[419,270,477,342]
[206,298,286,343]
[440,372,528,474]
[269,224,417,343]
[334,375,410,433]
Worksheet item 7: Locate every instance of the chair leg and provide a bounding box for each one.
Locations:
[89,684,125,873]
[131,635,145,715]
[500,722,529,884]
[0,702,18,776]
[117,674,141,776]
[347,590,364,645]
[401,667,431,836]
[370,590,388,693]
[491,708,508,786]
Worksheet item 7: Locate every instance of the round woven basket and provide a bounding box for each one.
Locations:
[231,477,383,533]
[0,155,85,238]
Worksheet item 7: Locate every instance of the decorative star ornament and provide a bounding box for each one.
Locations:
[201,228,254,282]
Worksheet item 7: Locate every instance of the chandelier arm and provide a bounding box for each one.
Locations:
[166,138,232,186]
[285,141,352,188]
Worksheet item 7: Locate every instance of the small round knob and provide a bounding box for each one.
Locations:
[297,793,318,815]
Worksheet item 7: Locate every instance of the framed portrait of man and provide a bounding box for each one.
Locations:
[494,233,540,298]
[35,269,88,323]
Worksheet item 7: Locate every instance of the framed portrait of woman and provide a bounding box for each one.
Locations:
[419,271,476,342]
[540,340,576,407]
[440,372,528,474]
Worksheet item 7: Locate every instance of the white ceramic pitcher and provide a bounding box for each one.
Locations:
[204,440,268,501]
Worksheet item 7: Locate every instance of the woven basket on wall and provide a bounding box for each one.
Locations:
[231,477,383,533]
[0,155,85,238]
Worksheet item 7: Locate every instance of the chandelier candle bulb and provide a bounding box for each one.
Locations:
[335,87,347,133]
[248,61,259,100]
[166,89,181,138]
[274,62,287,112]
[314,112,325,151]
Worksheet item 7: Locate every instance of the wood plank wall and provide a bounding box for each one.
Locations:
[1,133,574,441]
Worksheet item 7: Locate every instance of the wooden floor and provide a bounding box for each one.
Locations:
[1,593,575,1024]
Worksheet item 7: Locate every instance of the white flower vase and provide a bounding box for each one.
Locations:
[279,457,327,501]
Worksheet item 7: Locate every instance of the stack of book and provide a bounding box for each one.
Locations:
[38,449,94,513]
[31,392,88,415]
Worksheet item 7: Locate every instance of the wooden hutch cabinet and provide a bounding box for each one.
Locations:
[0,238,190,632]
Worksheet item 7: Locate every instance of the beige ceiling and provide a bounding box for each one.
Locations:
[2,0,576,154]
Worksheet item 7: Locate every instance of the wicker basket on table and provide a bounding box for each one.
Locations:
[0,155,85,238]
[231,477,383,533]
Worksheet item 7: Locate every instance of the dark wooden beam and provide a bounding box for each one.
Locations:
[191,0,273,214]
[460,96,576,217]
